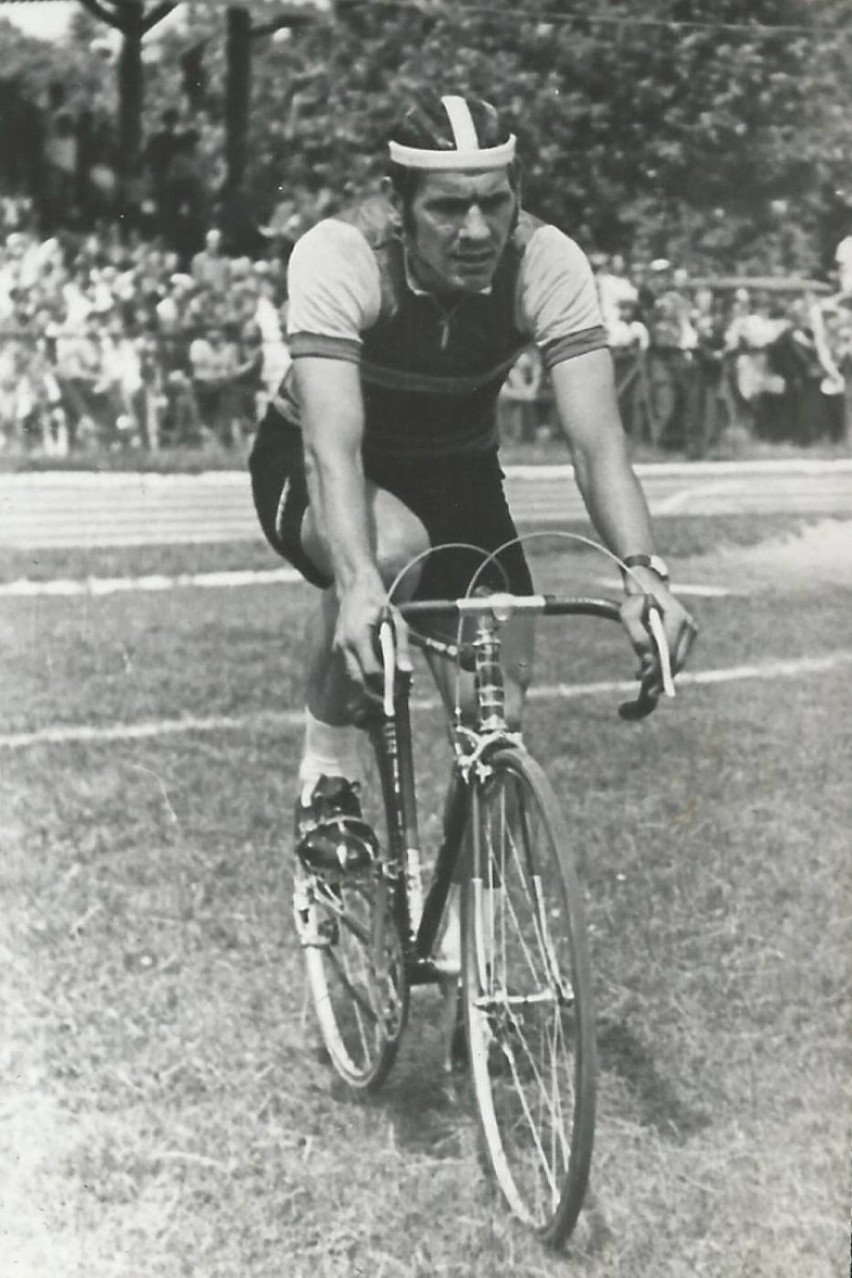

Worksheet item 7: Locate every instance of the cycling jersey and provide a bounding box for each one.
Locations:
[273,194,607,456]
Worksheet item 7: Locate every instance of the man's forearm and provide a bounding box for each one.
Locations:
[550,351,657,559]
[572,433,655,558]
[304,440,380,592]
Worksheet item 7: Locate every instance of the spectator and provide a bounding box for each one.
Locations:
[596,253,639,338]
[645,261,697,446]
[233,316,266,437]
[501,348,544,442]
[725,289,787,437]
[687,285,727,457]
[608,296,651,439]
[253,268,291,396]
[188,322,241,447]
[55,314,105,449]
[191,227,232,292]
[834,231,852,297]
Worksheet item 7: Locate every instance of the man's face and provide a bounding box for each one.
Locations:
[405,169,517,295]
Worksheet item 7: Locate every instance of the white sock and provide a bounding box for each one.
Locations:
[298,708,364,803]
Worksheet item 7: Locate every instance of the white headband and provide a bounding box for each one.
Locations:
[388,136,516,171]
[389,94,516,171]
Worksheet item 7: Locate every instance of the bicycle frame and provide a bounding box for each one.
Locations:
[367,591,655,987]
[367,665,472,988]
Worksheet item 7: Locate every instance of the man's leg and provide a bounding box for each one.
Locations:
[297,482,429,798]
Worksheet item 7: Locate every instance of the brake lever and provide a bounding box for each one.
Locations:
[617,601,675,721]
[377,613,397,717]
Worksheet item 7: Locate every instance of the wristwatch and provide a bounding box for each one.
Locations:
[622,553,670,583]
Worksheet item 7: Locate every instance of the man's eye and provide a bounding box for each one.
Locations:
[431,201,467,216]
[480,195,511,213]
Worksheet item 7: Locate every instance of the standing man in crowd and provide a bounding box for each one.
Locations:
[249,92,696,871]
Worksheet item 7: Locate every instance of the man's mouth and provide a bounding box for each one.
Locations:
[454,254,494,272]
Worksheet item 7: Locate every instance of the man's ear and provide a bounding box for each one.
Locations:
[381,176,404,227]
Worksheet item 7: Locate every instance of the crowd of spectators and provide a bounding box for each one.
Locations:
[0,197,290,455]
[503,250,852,453]
[2,192,851,458]
[596,252,852,452]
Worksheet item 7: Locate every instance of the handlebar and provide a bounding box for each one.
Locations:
[385,592,675,722]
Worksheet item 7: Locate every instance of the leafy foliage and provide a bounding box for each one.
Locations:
[2,0,850,272]
[237,0,852,271]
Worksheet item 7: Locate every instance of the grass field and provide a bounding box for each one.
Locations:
[1,516,850,1277]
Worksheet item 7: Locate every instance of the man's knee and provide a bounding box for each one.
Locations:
[374,510,429,598]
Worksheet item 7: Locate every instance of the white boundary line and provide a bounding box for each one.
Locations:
[0,570,733,600]
[2,459,850,487]
[2,651,849,752]
[0,567,302,598]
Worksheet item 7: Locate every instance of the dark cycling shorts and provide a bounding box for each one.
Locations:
[249,402,532,602]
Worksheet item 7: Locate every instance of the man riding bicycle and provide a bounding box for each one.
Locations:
[249,91,696,876]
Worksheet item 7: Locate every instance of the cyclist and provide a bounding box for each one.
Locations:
[249,91,697,875]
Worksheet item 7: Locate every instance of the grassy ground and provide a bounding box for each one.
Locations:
[1,522,850,1277]
[0,512,841,585]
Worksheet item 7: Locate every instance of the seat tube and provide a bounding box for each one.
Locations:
[394,679,426,937]
[370,673,423,943]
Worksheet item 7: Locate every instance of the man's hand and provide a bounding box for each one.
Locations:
[333,573,412,710]
[620,568,697,696]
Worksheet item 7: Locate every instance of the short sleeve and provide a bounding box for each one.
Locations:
[518,226,608,369]
[286,219,382,361]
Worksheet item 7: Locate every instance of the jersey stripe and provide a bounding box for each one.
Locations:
[360,350,522,395]
[289,333,361,362]
[540,325,609,369]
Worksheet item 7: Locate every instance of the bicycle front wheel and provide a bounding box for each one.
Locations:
[462,746,596,1247]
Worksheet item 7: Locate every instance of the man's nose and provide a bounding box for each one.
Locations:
[459,204,490,242]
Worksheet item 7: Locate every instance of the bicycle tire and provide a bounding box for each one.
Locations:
[461,746,596,1247]
[299,861,408,1090]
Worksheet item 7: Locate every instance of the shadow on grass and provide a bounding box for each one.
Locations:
[323,1014,475,1161]
[598,1019,711,1143]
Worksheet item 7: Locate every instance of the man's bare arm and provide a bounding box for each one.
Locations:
[295,356,407,686]
[550,348,697,675]
[295,356,377,590]
[550,349,655,554]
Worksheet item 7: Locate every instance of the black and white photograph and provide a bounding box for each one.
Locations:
[1,2,849,1274]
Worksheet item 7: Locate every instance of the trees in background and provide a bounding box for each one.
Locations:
[240,0,851,273]
[1,0,849,273]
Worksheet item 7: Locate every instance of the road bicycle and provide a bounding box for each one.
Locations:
[292,575,674,1248]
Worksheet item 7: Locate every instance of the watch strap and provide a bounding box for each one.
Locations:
[622,553,670,582]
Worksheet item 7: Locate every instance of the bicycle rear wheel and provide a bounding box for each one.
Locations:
[297,860,408,1090]
[461,746,596,1247]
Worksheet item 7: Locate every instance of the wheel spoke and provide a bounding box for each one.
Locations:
[302,865,408,1090]
[463,749,595,1246]
[324,944,380,1025]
